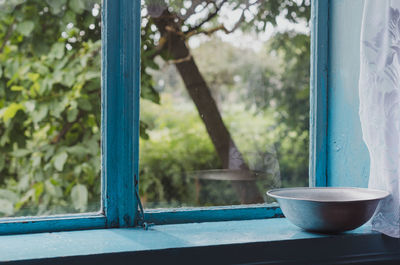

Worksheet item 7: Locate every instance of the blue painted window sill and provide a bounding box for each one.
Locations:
[1,218,399,264]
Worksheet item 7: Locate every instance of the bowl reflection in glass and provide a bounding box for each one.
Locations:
[267,187,389,233]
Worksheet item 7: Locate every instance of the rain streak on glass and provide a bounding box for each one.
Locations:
[140,0,311,208]
[0,0,102,217]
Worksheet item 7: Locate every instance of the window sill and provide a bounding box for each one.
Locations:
[1,218,400,264]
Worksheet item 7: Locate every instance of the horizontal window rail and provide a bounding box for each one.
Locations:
[145,204,283,225]
[0,213,106,235]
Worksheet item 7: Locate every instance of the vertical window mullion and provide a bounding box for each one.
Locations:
[310,0,329,187]
[102,0,140,228]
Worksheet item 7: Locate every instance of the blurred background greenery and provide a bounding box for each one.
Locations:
[0,0,310,216]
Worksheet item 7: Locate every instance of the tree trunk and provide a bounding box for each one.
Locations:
[152,12,263,204]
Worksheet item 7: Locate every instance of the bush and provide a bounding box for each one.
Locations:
[140,96,308,208]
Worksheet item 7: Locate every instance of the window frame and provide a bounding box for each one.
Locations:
[309,0,329,188]
[0,0,329,233]
[0,0,140,235]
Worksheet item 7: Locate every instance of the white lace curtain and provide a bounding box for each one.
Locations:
[359,0,400,238]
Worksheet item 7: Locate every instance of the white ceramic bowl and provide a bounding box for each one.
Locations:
[267,187,389,233]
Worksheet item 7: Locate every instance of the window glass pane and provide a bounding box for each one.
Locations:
[0,0,101,217]
[140,0,310,208]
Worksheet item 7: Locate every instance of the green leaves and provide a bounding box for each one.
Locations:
[0,199,14,216]
[12,149,31,157]
[46,0,67,15]
[32,105,48,124]
[141,82,160,104]
[16,21,34,36]
[49,43,65,60]
[71,184,88,212]
[67,107,79,122]
[140,121,150,140]
[10,85,24,91]
[0,189,19,204]
[77,98,92,111]
[33,182,44,202]
[53,152,68,171]
[0,0,104,216]
[2,103,24,122]
[69,0,85,14]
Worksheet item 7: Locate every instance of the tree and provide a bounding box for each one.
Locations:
[141,0,310,203]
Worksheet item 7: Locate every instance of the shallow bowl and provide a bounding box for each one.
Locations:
[267,187,389,233]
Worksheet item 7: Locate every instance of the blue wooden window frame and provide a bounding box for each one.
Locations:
[0,0,141,235]
[0,0,329,234]
[309,0,328,188]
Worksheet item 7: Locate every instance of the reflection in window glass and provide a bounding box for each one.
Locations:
[140,0,310,208]
[0,0,101,217]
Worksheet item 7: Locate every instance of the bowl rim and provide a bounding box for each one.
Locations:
[266,187,390,203]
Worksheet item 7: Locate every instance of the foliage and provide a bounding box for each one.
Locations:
[0,0,102,216]
[270,31,311,132]
[269,31,311,186]
[139,97,220,206]
[140,96,295,207]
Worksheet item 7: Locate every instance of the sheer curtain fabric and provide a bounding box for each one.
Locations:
[359,0,400,238]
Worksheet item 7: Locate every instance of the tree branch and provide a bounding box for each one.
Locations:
[51,111,83,144]
[185,0,262,38]
[184,0,228,34]
[168,53,192,65]
[179,0,206,21]
[0,22,15,54]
